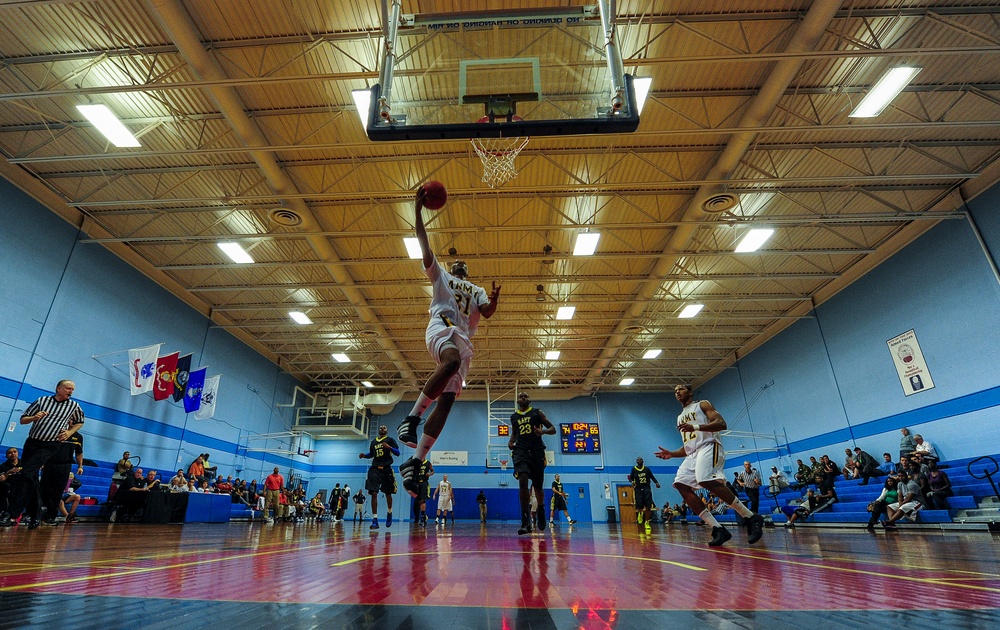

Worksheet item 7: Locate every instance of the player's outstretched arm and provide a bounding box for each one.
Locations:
[414,187,434,270]
[655,446,685,460]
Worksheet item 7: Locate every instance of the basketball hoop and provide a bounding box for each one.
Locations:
[472,116,529,188]
[499,458,510,487]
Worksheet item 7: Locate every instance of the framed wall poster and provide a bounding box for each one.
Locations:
[887,329,935,396]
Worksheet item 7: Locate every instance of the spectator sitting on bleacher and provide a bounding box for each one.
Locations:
[814,474,838,512]
[853,447,884,485]
[783,489,818,528]
[199,480,211,493]
[768,466,789,494]
[924,461,953,510]
[201,453,218,480]
[183,479,196,493]
[169,477,185,492]
[809,456,824,481]
[792,459,811,489]
[910,451,932,475]
[913,434,938,463]
[866,475,900,531]
[877,453,899,476]
[111,468,151,522]
[215,477,233,494]
[841,449,857,480]
[169,469,186,487]
[188,455,206,484]
[113,451,133,481]
[882,470,926,528]
[820,455,838,481]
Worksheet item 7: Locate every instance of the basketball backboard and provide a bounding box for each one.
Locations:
[362,2,640,141]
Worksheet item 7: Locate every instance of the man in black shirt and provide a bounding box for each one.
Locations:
[0,447,23,518]
[629,456,661,535]
[39,431,85,526]
[361,425,399,529]
[508,392,556,535]
[413,459,434,526]
[550,474,576,526]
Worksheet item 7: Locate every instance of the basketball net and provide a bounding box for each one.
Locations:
[471,135,529,188]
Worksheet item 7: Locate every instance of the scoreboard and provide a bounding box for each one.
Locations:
[560,422,601,453]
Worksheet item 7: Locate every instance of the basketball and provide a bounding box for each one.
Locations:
[422,181,447,209]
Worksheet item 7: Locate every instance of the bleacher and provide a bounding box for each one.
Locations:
[715,453,1000,528]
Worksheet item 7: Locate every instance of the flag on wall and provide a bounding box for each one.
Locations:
[195,375,221,419]
[183,367,207,413]
[128,344,160,395]
[172,354,193,403]
[153,352,179,401]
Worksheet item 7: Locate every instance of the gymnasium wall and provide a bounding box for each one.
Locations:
[0,178,301,484]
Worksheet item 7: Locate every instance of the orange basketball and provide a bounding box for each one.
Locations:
[422,180,447,209]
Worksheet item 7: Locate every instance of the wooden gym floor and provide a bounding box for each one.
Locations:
[1,519,998,628]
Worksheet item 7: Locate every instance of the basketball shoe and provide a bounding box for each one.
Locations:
[397,415,422,448]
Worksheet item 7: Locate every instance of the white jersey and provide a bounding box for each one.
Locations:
[677,400,720,456]
[425,254,490,339]
[437,480,453,499]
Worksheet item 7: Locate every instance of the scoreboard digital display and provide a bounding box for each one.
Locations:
[497,424,510,437]
[560,422,601,453]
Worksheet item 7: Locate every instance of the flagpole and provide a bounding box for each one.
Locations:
[91,343,165,359]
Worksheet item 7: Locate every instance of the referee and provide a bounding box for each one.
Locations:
[0,380,84,528]
[736,460,762,516]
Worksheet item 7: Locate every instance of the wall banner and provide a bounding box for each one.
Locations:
[887,329,935,396]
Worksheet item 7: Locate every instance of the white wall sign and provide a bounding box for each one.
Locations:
[430,450,468,466]
[887,329,935,396]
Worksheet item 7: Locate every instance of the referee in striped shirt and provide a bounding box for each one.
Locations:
[736,461,762,516]
[0,380,84,528]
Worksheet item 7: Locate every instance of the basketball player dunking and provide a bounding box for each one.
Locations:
[397,186,501,496]
[655,384,764,546]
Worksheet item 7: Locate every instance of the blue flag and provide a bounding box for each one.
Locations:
[183,367,207,413]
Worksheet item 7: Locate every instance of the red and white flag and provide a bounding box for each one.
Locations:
[153,352,179,401]
[128,344,161,396]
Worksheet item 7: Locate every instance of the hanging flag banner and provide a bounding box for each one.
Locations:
[183,367,207,413]
[887,329,935,396]
[195,375,221,419]
[128,344,161,396]
[153,352,179,401]
[172,354,193,403]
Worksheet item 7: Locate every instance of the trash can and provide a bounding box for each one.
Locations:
[606,505,617,523]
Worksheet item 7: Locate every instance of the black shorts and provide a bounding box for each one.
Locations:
[365,466,397,495]
[512,448,546,487]
[415,482,430,501]
[552,493,568,511]
[635,486,654,510]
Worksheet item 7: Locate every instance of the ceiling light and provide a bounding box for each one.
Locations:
[849,66,921,118]
[352,89,372,130]
[288,311,312,325]
[217,242,254,264]
[535,285,546,302]
[734,228,775,253]
[76,104,140,147]
[678,304,704,319]
[545,350,560,360]
[556,306,576,320]
[573,232,600,256]
[643,349,662,359]
[403,237,422,259]
[332,353,351,363]
[620,377,635,386]
[633,76,652,114]
[362,380,374,388]
[539,378,551,387]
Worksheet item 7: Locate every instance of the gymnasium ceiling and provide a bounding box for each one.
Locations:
[2,0,1000,401]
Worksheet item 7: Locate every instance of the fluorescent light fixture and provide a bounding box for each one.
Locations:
[556,306,576,320]
[332,353,351,363]
[76,104,140,147]
[362,380,374,388]
[633,76,652,114]
[735,228,775,253]
[573,232,600,256]
[643,349,662,359]
[352,89,372,130]
[288,311,312,325]
[849,66,921,118]
[545,350,560,360]
[619,377,635,386]
[217,242,254,264]
[403,237,422,259]
[538,378,551,387]
[678,304,704,319]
